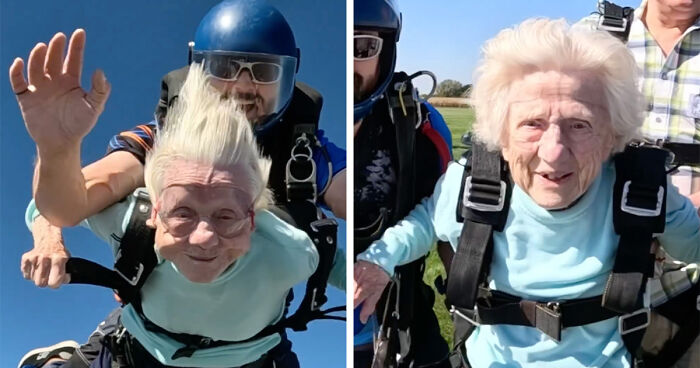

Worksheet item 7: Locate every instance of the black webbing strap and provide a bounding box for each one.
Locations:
[387,71,418,218]
[605,145,668,362]
[642,283,700,367]
[372,280,399,368]
[113,189,157,305]
[476,291,619,341]
[282,124,345,340]
[598,1,635,41]
[66,190,156,305]
[139,303,346,360]
[605,145,668,313]
[663,142,700,166]
[446,143,510,311]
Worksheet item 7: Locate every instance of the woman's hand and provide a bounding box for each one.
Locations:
[21,215,71,288]
[353,260,391,324]
[9,29,110,155]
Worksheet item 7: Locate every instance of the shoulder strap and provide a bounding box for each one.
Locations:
[605,144,669,363]
[446,142,512,311]
[65,189,157,306]
[386,71,420,219]
[444,142,512,358]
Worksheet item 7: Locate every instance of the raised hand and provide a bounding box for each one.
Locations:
[9,29,110,154]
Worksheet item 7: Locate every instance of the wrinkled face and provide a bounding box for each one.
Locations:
[209,71,280,125]
[149,159,255,283]
[501,70,614,209]
[354,30,381,105]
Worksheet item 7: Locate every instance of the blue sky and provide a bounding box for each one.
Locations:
[0,1,345,367]
[396,0,639,94]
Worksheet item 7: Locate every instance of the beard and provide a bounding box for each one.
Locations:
[354,73,366,103]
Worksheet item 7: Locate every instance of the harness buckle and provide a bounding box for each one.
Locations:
[450,305,480,327]
[597,13,628,33]
[463,176,506,212]
[535,302,562,341]
[620,181,664,217]
[286,133,317,202]
[115,262,144,287]
[597,1,629,33]
[618,308,650,335]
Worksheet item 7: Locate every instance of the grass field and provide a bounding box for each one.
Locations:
[422,106,475,347]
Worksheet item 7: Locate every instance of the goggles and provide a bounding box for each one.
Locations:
[354,34,383,61]
[199,54,283,84]
[158,206,255,239]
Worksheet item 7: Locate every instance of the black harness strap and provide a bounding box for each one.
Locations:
[663,142,700,167]
[597,1,635,41]
[605,145,668,362]
[372,72,423,368]
[446,143,510,311]
[66,190,155,305]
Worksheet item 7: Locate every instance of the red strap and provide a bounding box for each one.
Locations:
[420,121,451,173]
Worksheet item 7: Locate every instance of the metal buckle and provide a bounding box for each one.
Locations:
[597,15,628,33]
[450,305,480,327]
[535,302,562,341]
[620,181,664,217]
[286,134,318,201]
[115,262,144,287]
[618,308,650,335]
[463,176,506,212]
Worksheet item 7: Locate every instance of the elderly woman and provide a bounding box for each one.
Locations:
[354,19,700,368]
[21,64,344,368]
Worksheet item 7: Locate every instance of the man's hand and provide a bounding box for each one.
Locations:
[9,29,110,154]
[21,215,71,288]
[354,260,391,324]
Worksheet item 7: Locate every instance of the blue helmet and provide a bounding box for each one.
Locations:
[354,0,402,121]
[192,0,300,133]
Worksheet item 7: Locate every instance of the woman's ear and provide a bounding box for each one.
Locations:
[146,205,157,229]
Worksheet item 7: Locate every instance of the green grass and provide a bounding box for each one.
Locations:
[422,106,475,348]
[436,107,475,159]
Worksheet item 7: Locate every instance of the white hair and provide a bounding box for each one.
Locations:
[470,18,643,152]
[144,64,272,210]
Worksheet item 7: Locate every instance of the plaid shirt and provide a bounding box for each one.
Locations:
[627,2,700,196]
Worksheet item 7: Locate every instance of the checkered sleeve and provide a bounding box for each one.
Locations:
[105,121,157,165]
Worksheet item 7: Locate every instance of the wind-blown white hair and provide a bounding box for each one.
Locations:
[470,18,643,152]
[144,63,272,210]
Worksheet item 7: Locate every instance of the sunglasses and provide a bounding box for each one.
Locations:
[157,206,255,239]
[354,35,383,61]
[202,55,283,84]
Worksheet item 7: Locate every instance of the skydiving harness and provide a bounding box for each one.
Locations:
[364,71,452,368]
[594,1,635,41]
[444,139,700,368]
[63,86,344,362]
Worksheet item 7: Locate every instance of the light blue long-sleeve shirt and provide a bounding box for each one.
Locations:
[26,192,346,368]
[357,160,700,368]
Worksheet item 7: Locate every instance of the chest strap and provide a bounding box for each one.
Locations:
[471,289,619,341]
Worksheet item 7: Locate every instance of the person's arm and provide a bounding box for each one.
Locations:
[658,179,700,263]
[323,169,346,219]
[353,163,462,322]
[20,215,70,289]
[356,190,440,276]
[315,130,346,219]
[9,29,112,226]
[327,246,346,291]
